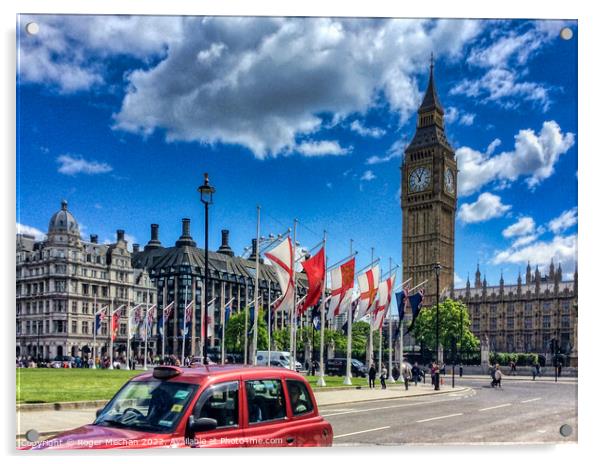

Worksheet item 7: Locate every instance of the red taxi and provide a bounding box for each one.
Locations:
[24,365,333,449]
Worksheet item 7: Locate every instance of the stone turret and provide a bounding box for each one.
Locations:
[475,263,482,288]
[526,261,532,285]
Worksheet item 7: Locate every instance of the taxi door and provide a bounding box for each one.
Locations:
[242,376,296,447]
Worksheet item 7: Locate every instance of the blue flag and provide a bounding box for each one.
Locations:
[393,290,407,341]
[247,305,255,336]
[95,313,102,335]
[225,305,231,326]
[405,289,424,334]
[312,315,321,330]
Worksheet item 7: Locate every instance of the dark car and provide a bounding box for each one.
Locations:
[326,358,367,377]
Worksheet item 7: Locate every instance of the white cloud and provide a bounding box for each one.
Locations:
[459,113,475,126]
[458,192,511,223]
[511,234,539,249]
[446,106,475,126]
[548,207,578,234]
[16,222,46,241]
[451,68,551,111]
[56,154,113,175]
[456,120,574,196]
[502,216,535,238]
[350,120,385,138]
[18,15,182,92]
[365,138,405,165]
[486,138,501,155]
[492,233,577,271]
[109,17,481,158]
[295,140,350,157]
[360,170,376,181]
[454,272,464,287]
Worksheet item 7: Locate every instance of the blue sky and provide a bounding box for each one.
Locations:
[16,16,578,288]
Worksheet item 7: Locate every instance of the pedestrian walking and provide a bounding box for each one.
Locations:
[433,362,441,391]
[459,363,464,377]
[401,361,412,391]
[368,363,377,389]
[531,363,537,381]
[380,367,388,389]
[492,364,503,388]
[412,362,421,386]
[558,361,562,377]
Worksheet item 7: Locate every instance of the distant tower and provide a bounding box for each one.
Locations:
[475,263,482,288]
[526,261,532,285]
[401,55,458,303]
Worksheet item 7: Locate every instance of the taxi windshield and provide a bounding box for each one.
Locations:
[94,380,198,433]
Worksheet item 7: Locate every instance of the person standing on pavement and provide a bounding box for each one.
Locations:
[531,362,537,380]
[401,361,412,391]
[380,367,388,389]
[368,363,377,389]
[412,362,421,386]
[433,362,441,391]
[558,361,562,377]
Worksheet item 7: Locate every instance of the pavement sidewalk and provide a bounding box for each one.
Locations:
[16,383,462,438]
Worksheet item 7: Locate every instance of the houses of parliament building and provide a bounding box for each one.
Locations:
[401,58,577,363]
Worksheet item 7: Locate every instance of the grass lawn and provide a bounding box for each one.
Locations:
[304,374,368,389]
[16,368,144,404]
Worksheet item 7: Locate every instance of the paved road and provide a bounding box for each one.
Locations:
[324,377,577,445]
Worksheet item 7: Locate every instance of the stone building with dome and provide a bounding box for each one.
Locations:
[16,200,156,361]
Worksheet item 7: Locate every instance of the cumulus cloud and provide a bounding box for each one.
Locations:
[446,106,475,126]
[456,120,574,196]
[295,140,350,157]
[502,216,535,238]
[109,17,481,158]
[18,15,182,92]
[16,222,46,241]
[56,154,113,175]
[365,138,406,165]
[360,170,376,181]
[492,233,577,271]
[548,207,578,234]
[451,21,568,110]
[349,120,386,138]
[458,192,511,223]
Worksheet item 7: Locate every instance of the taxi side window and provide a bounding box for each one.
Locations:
[193,381,239,428]
[245,379,286,424]
[286,380,314,416]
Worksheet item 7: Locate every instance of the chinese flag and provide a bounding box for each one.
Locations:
[300,247,326,314]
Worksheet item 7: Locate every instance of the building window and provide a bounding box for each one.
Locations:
[101,322,108,336]
[82,302,89,314]
[561,314,570,328]
[55,280,66,292]
[45,320,49,333]
[562,301,571,314]
[120,323,127,336]
[525,303,533,316]
[71,320,78,334]
[507,317,514,329]
[490,304,497,314]
[490,318,497,331]
[543,315,551,329]
[472,320,480,332]
[82,321,89,335]
[543,301,551,313]
[525,317,533,329]
[507,303,514,315]
[71,301,78,313]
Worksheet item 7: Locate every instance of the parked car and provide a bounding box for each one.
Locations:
[22,365,333,449]
[256,351,303,371]
[326,358,367,377]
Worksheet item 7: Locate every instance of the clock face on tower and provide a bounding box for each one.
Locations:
[444,166,455,195]
[409,166,431,193]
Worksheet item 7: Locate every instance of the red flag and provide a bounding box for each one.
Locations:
[300,247,326,314]
[111,306,123,341]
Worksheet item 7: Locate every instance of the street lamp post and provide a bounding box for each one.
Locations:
[433,262,441,391]
[198,173,215,365]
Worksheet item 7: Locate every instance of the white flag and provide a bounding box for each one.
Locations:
[264,237,295,315]
[356,265,380,319]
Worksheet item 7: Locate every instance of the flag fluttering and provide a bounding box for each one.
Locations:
[356,264,380,319]
[95,305,107,335]
[372,275,395,331]
[300,247,326,315]
[405,289,425,334]
[327,257,355,320]
[393,289,408,341]
[144,304,156,339]
[158,301,175,337]
[247,304,256,336]
[264,237,295,314]
[111,305,125,341]
[182,300,194,336]
[128,304,143,338]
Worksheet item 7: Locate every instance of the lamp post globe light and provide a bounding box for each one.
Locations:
[198,173,215,365]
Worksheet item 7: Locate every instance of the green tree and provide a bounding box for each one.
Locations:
[224,308,269,353]
[412,298,479,353]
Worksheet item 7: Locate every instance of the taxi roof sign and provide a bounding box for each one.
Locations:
[153,365,183,379]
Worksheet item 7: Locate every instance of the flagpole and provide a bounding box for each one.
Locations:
[388,258,395,382]
[125,301,131,371]
[343,240,354,385]
[181,284,188,366]
[368,247,374,368]
[109,299,114,370]
[289,219,298,370]
[267,279,272,365]
[220,282,225,365]
[144,287,149,370]
[162,304,166,363]
[408,280,429,294]
[317,231,327,387]
[252,205,260,366]
[93,295,97,369]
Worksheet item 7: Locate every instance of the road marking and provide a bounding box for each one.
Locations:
[334,426,391,439]
[521,398,542,403]
[479,403,512,411]
[416,413,463,423]
[322,396,469,417]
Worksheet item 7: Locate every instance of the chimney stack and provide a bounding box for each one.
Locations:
[117,229,125,242]
[217,229,234,257]
[176,218,197,248]
[144,223,163,250]
[90,234,98,244]
[133,243,140,253]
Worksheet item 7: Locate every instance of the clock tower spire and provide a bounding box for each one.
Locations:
[401,56,458,304]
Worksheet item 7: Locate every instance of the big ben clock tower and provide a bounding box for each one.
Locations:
[401,56,457,303]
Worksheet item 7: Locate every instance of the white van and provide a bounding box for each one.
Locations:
[256,351,302,371]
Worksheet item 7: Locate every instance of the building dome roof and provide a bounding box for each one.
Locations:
[48,200,80,237]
